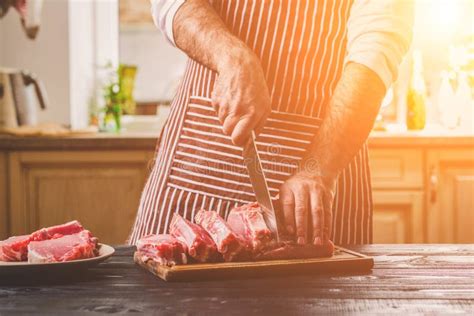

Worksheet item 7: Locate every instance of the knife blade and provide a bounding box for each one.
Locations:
[242,131,280,241]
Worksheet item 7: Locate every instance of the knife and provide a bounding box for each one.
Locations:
[243,131,280,241]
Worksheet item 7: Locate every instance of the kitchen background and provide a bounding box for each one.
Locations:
[0,0,472,245]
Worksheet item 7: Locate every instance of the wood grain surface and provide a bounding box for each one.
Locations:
[0,245,472,314]
[0,133,472,151]
[134,246,374,281]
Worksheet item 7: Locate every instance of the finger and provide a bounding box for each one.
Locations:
[310,188,324,245]
[217,104,229,124]
[279,185,295,236]
[210,84,222,111]
[222,114,240,137]
[323,193,333,244]
[231,114,258,146]
[294,185,309,245]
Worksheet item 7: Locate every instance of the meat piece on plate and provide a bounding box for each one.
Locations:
[195,210,246,262]
[0,235,31,262]
[170,213,219,263]
[28,230,98,263]
[255,241,335,261]
[137,234,187,266]
[227,202,275,254]
[0,220,86,262]
[30,220,84,241]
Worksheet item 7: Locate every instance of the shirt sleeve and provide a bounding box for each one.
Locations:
[345,0,414,89]
[150,0,186,46]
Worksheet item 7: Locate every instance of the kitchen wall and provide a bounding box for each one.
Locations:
[68,0,119,129]
[119,27,186,102]
[0,0,118,128]
[0,0,71,125]
[412,0,473,81]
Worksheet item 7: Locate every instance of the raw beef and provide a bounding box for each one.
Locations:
[132,204,335,266]
[0,221,85,262]
[169,213,219,263]
[137,234,187,266]
[30,220,84,241]
[195,210,246,262]
[255,241,335,261]
[0,235,30,261]
[227,202,275,254]
[28,230,98,263]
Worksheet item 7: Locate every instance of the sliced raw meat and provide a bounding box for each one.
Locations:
[0,220,86,262]
[137,234,187,266]
[30,220,84,241]
[255,241,335,261]
[227,202,275,254]
[195,210,246,262]
[169,213,219,263]
[28,230,98,263]
[0,235,30,261]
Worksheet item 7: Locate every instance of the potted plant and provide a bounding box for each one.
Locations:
[101,63,137,132]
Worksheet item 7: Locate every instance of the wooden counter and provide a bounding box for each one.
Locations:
[0,130,473,150]
[0,133,159,150]
[0,244,472,314]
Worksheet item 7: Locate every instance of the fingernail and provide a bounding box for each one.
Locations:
[297,236,305,245]
[286,225,294,235]
[313,237,322,245]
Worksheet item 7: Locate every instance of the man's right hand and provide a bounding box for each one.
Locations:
[171,0,271,146]
[212,51,271,146]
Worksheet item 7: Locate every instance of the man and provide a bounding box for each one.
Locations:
[129,0,413,245]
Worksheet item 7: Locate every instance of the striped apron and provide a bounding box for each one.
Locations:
[130,0,373,245]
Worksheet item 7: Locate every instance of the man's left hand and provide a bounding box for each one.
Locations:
[279,166,337,245]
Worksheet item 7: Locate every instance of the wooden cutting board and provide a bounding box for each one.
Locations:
[134,246,374,282]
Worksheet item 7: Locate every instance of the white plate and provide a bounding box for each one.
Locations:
[0,244,115,277]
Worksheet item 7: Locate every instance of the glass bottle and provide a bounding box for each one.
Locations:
[406,50,427,130]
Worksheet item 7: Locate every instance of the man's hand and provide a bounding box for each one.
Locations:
[280,165,337,245]
[212,52,271,146]
[173,0,271,146]
[279,63,386,245]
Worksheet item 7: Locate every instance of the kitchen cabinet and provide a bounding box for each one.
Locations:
[427,150,474,243]
[7,150,153,244]
[372,191,424,243]
[370,144,474,244]
[0,153,7,240]
[369,149,425,244]
[369,149,423,190]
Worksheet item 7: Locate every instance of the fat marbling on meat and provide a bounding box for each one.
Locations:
[27,230,98,263]
[0,220,87,262]
[227,202,275,254]
[195,210,247,262]
[136,234,187,266]
[169,213,220,263]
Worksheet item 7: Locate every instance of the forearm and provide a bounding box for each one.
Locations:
[173,0,254,73]
[305,62,386,178]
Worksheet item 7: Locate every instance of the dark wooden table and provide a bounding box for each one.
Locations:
[0,245,473,315]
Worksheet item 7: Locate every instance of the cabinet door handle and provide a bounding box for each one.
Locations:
[430,167,438,203]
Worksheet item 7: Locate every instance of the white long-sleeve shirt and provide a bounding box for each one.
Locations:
[150,0,413,89]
